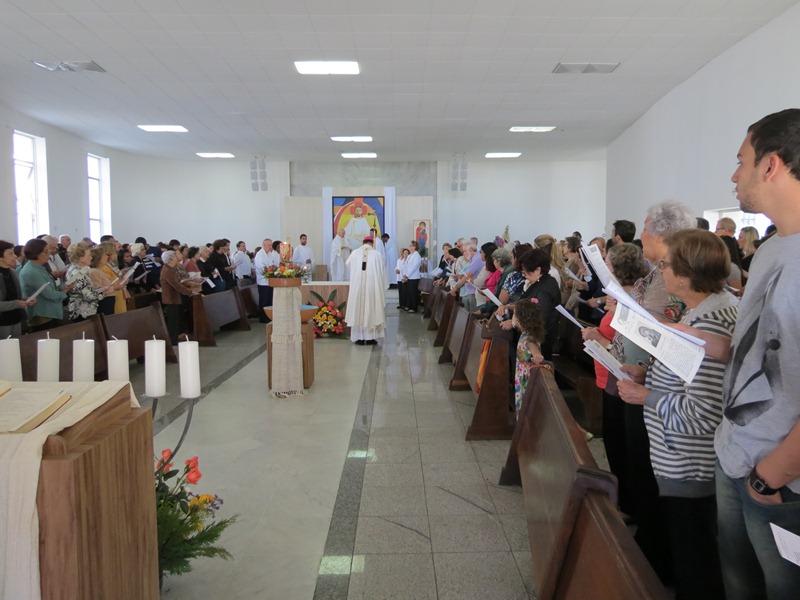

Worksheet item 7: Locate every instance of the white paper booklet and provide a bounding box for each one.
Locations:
[580,242,618,288]
[583,340,631,381]
[556,305,584,329]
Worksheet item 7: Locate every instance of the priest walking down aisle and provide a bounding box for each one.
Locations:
[345,236,388,345]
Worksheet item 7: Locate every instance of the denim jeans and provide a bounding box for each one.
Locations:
[716,462,800,600]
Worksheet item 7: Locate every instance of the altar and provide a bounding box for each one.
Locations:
[301,281,350,307]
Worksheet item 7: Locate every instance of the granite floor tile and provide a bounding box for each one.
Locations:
[353,516,432,553]
[422,462,486,487]
[358,486,427,516]
[433,552,528,600]
[487,483,526,514]
[477,461,505,485]
[366,440,421,464]
[419,441,476,463]
[417,425,466,442]
[363,463,424,488]
[323,516,359,556]
[470,440,513,463]
[370,412,418,428]
[372,399,416,414]
[368,426,419,441]
[499,513,531,552]
[429,514,510,553]
[347,554,436,600]
[413,400,456,414]
[513,550,536,597]
[425,484,495,516]
[415,411,463,428]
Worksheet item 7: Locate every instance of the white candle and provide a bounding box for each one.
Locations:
[0,338,23,381]
[72,338,95,382]
[107,339,130,381]
[179,341,201,399]
[37,337,60,382]
[145,339,166,397]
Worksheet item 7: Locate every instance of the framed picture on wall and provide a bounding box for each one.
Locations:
[412,219,429,258]
[332,196,385,251]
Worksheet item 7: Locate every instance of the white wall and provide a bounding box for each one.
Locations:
[606,2,800,229]
[436,159,607,247]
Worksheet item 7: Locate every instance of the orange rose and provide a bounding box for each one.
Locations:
[157,449,174,471]
[186,468,202,485]
[185,456,199,471]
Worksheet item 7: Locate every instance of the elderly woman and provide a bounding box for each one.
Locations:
[160,250,200,344]
[497,243,533,306]
[619,230,736,600]
[0,240,36,337]
[65,242,105,321]
[18,238,71,332]
[88,244,123,315]
[475,247,514,315]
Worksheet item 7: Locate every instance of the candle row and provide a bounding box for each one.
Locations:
[0,337,202,399]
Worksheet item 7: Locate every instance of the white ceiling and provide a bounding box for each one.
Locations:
[0,0,796,162]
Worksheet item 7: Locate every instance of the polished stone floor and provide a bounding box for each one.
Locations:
[131,292,605,599]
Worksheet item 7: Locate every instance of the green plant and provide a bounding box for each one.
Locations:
[155,450,238,582]
[262,263,304,278]
[310,290,347,337]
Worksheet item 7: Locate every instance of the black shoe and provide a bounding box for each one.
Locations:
[396,305,403,309]
[365,339,378,345]
[355,340,365,345]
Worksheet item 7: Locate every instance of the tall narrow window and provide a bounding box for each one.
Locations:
[12,131,49,242]
[87,154,111,241]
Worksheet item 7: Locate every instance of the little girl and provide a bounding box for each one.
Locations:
[513,298,546,414]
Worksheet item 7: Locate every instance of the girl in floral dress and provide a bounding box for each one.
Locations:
[512,298,546,415]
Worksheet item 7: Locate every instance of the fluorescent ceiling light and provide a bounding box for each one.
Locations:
[331,136,373,142]
[32,60,105,72]
[509,126,556,133]
[341,153,377,159]
[138,125,188,133]
[295,61,359,75]
[485,152,521,158]
[196,152,235,158]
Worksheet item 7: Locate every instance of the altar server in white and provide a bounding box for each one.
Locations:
[292,234,315,269]
[329,229,351,281]
[345,237,388,345]
[382,234,399,286]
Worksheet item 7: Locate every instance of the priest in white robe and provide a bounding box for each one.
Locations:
[292,234,315,268]
[345,237,388,345]
[381,234,399,286]
[370,228,386,259]
[329,229,351,281]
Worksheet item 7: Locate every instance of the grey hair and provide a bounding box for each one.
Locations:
[492,247,513,267]
[464,242,477,252]
[645,201,696,237]
[130,242,145,256]
[41,234,57,244]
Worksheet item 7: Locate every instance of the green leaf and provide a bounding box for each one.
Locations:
[310,291,325,304]
[326,289,338,303]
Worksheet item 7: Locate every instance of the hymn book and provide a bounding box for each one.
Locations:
[0,382,72,434]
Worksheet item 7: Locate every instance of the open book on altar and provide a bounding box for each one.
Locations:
[0,381,72,434]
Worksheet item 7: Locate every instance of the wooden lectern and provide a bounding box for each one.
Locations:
[36,386,159,599]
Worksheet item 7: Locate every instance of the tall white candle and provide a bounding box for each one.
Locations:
[145,338,166,397]
[179,341,201,399]
[107,339,130,381]
[37,337,60,382]
[0,338,23,381]
[72,338,95,382]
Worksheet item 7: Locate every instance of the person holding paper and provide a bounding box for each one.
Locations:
[714,109,800,600]
[512,298,545,414]
[64,242,105,321]
[475,248,514,315]
[160,250,201,344]
[0,240,36,337]
[97,241,128,313]
[618,230,737,600]
[19,238,72,332]
[88,244,124,316]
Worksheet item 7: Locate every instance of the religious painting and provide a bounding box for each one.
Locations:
[413,219,429,258]
[332,196,385,251]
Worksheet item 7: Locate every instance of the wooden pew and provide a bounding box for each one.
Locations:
[192,287,251,346]
[438,305,470,365]
[553,316,603,435]
[433,292,456,347]
[553,489,670,600]
[237,281,261,318]
[462,323,515,440]
[448,314,478,391]
[126,291,160,311]
[18,316,108,381]
[425,284,445,323]
[101,303,178,363]
[418,277,434,311]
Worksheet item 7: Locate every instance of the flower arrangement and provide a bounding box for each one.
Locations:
[155,449,237,586]
[310,290,347,337]
[262,263,303,278]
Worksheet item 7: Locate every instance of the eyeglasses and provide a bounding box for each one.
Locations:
[657,260,672,270]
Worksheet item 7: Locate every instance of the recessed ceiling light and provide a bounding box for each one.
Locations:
[341,153,376,159]
[295,61,360,75]
[509,126,556,133]
[485,152,521,158]
[32,60,105,72]
[138,125,188,133]
[196,152,235,159]
[331,136,373,143]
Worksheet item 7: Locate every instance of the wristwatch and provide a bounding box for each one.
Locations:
[748,467,780,496]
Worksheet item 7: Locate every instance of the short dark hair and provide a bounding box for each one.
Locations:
[612,220,636,243]
[696,217,710,230]
[300,233,307,238]
[213,239,226,251]
[272,240,281,252]
[748,108,800,181]
[664,229,729,294]
[187,246,200,259]
[134,236,147,244]
[0,240,14,255]
[100,234,114,242]
[512,243,533,271]
[23,238,48,260]
[519,248,550,275]
[168,239,181,248]
[564,236,581,253]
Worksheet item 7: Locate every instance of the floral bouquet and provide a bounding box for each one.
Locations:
[310,289,347,337]
[155,449,237,585]
[262,263,303,278]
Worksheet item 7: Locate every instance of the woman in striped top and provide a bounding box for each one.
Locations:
[619,229,737,600]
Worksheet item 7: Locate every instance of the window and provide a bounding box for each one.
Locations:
[87,154,111,241]
[12,131,49,243]
[703,207,773,238]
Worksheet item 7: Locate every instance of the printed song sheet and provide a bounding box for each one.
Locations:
[583,340,630,381]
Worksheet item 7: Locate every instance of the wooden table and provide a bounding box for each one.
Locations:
[301,282,350,307]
